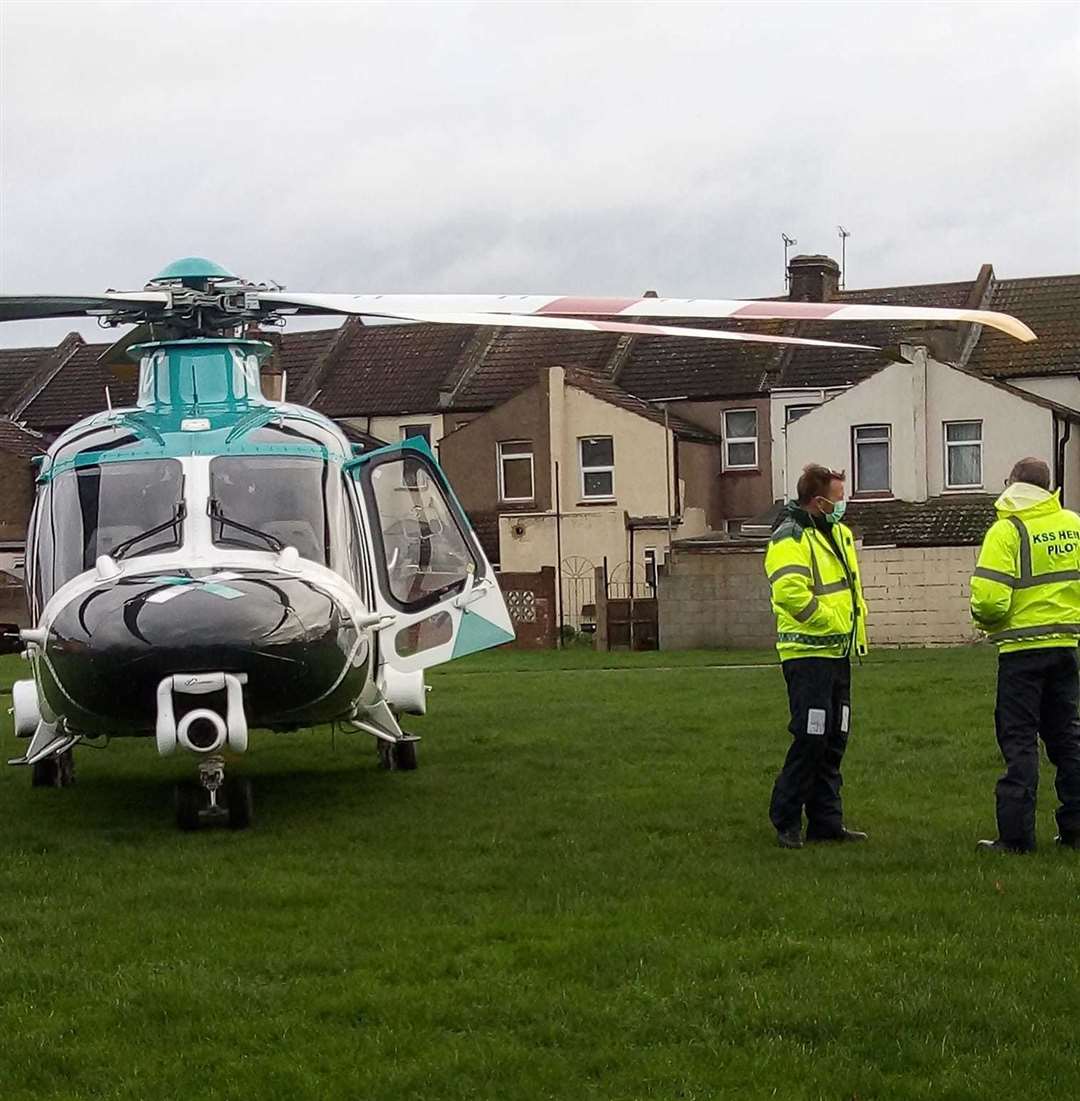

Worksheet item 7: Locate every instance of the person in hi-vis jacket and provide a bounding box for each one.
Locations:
[764,463,869,850]
[971,456,1080,854]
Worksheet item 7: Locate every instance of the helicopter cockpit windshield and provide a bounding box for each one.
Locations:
[32,459,185,602]
[208,455,346,568]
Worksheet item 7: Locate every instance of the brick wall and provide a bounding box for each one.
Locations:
[659,544,981,650]
[497,566,557,649]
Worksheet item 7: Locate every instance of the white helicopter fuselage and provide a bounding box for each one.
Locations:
[12,340,513,783]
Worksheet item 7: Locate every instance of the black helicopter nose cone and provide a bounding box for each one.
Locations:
[42,569,368,734]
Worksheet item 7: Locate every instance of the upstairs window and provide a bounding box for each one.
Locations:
[723,409,758,469]
[498,441,535,502]
[401,424,432,446]
[580,437,615,499]
[785,404,816,426]
[945,420,983,489]
[401,424,433,488]
[853,425,891,495]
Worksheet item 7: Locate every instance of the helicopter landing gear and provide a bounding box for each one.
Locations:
[174,756,254,831]
[31,749,76,788]
[376,736,419,771]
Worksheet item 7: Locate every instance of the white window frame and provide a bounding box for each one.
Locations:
[401,424,432,446]
[579,436,615,500]
[785,404,816,427]
[944,420,983,490]
[722,408,759,470]
[497,440,535,503]
[644,546,658,591]
[853,424,892,496]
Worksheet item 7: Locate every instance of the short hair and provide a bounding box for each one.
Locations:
[796,463,846,504]
[1008,457,1051,490]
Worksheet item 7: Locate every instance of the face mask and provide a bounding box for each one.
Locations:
[826,499,847,525]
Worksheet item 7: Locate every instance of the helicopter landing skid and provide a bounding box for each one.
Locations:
[174,754,254,831]
[345,719,421,771]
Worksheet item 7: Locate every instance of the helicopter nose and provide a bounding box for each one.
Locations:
[40,569,368,735]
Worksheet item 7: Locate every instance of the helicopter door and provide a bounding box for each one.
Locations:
[348,440,514,673]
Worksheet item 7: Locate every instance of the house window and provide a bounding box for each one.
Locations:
[785,405,816,426]
[853,425,891,494]
[644,547,658,591]
[944,420,983,489]
[580,436,615,499]
[723,409,758,469]
[401,425,432,488]
[401,424,431,446]
[498,441,534,502]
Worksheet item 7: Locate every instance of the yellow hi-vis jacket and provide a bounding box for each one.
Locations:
[970,483,1080,653]
[764,502,869,661]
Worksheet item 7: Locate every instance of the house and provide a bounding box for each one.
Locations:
[436,364,719,625]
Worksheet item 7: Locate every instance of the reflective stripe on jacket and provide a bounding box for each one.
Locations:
[970,484,1080,653]
[764,503,869,662]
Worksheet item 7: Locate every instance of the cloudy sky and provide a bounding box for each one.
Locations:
[0,0,1077,347]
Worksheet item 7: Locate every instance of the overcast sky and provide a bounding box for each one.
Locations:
[0,0,1077,348]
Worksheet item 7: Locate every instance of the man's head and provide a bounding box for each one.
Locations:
[796,463,846,517]
[1007,457,1052,491]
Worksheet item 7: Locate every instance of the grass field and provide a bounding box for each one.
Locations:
[3,645,1080,1100]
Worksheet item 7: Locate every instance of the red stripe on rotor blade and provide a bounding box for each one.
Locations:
[535,297,642,316]
[732,302,847,319]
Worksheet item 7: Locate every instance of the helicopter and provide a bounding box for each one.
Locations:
[0,257,1036,829]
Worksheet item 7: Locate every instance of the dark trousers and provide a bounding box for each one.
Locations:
[994,647,1080,848]
[770,657,851,838]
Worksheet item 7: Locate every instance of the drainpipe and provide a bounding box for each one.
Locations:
[1056,414,1071,503]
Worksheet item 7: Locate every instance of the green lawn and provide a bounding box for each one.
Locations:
[2,645,1079,1100]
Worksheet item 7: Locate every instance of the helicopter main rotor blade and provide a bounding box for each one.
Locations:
[0,292,171,323]
[322,307,881,352]
[257,292,1037,343]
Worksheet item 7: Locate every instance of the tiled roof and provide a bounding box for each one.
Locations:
[451,328,620,408]
[309,322,477,416]
[0,418,46,458]
[20,339,138,430]
[467,510,500,564]
[616,318,786,399]
[967,275,1080,379]
[273,327,340,396]
[336,420,390,451]
[565,368,717,443]
[0,346,50,412]
[845,494,996,547]
[775,280,978,390]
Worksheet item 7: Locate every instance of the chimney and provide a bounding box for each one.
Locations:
[788,254,841,302]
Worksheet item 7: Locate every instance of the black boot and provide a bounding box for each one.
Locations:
[976,839,1032,854]
[776,827,803,850]
[1055,835,1080,850]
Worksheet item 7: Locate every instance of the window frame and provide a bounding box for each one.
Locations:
[784,404,817,427]
[579,436,615,500]
[722,408,759,470]
[497,440,535,503]
[400,424,432,446]
[852,423,892,497]
[943,419,984,490]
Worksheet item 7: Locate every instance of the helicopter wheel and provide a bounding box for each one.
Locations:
[174,781,203,831]
[31,750,76,788]
[226,776,254,830]
[378,739,418,771]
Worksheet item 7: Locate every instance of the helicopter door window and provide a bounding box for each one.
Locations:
[365,457,476,610]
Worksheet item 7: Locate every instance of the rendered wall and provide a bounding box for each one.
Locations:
[659,544,983,650]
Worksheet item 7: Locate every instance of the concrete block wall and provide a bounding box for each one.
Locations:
[659,544,981,650]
